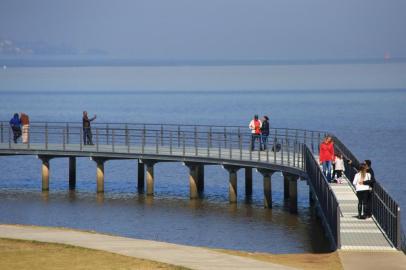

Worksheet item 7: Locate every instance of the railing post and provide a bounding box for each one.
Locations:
[125,124,129,146]
[96,128,99,152]
[66,123,70,144]
[169,131,173,155]
[293,141,296,166]
[1,122,3,143]
[45,122,48,150]
[194,126,198,156]
[209,127,212,148]
[397,207,401,249]
[112,129,115,152]
[141,127,145,154]
[80,128,83,150]
[127,129,130,153]
[63,127,66,151]
[311,131,314,153]
[160,125,164,146]
[218,133,221,158]
[177,126,181,147]
[224,127,227,148]
[8,125,11,148]
[156,130,159,154]
[207,131,210,157]
[106,124,109,145]
[287,139,290,166]
[182,131,185,156]
[229,132,232,159]
[281,139,284,165]
[239,133,242,160]
[304,130,307,147]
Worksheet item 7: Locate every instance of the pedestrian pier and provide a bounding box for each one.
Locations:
[0,121,404,252]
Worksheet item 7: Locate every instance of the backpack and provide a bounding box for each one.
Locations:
[254,120,261,134]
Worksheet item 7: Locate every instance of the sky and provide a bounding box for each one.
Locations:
[1,0,406,60]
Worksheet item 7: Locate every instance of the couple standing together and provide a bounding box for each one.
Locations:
[248,114,270,151]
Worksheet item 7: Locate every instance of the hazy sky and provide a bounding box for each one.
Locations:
[1,0,405,59]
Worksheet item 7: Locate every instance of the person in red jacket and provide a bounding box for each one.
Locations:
[319,136,335,182]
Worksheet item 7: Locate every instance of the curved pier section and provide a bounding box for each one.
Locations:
[0,121,403,252]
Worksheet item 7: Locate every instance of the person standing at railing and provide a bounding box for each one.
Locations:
[353,163,372,219]
[9,113,22,143]
[83,111,96,145]
[20,112,30,144]
[249,115,262,151]
[363,160,376,218]
[260,116,270,151]
[319,136,334,182]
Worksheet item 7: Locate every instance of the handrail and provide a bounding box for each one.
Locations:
[304,145,340,249]
[333,135,403,250]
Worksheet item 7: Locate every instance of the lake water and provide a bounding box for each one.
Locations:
[0,63,405,253]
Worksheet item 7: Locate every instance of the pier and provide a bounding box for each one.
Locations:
[0,121,404,252]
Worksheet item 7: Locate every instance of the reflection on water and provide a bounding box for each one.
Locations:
[0,188,331,253]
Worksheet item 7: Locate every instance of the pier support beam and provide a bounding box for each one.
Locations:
[142,160,156,196]
[93,158,105,193]
[258,169,275,208]
[69,157,76,190]
[39,156,51,191]
[283,173,300,213]
[138,161,145,193]
[284,176,290,200]
[197,164,204,194]
[224,166,240,203]
[185,163,199,199]
[245,167,253,197]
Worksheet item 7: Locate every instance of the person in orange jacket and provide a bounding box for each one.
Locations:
[319,136,335,182]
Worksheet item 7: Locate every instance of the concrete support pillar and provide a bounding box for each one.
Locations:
[283,173,299,213]
[225,166,240,203]
[284,176,290,200]
[258,169,275,208]
[95,159,105,193]
[186,164,199,199]
[197,165,204,194]
[40,157,50,191]
[69,157,76,190]
[145,161,156,196]
[138,161,145,193]
[245,167,253,197]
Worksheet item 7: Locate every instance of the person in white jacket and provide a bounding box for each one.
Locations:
[333,153,345,180]
[352,163,371,219]
[248,115,262,151]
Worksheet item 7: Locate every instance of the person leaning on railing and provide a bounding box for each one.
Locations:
[20,112,30,144]
[260,115,270,151]
[248,115,262,151]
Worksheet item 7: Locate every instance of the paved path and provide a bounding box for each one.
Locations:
[0,224,297,270]
[330,180,395,251]
[339,251,406,270]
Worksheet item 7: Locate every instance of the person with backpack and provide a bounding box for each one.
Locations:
[249,115,262,151]
[260,116,270,151]
[9,113,22,143]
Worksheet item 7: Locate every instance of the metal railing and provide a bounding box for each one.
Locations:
[333,135,403,250]
[0,121,311,169]
[304,145,341,249]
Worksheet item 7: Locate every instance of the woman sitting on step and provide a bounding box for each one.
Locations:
[352,163,371,219]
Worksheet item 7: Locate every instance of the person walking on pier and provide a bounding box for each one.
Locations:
[353,163,371,219]
[363,160,376,218]
[249,115,262,151]
[20,112,30,144]
[83,111,96,145]
[332,153,345,181]
[9,113,21,143]
[260,116,270,150]
[319,136,334,182]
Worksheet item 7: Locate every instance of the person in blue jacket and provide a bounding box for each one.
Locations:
[9,113,22,143]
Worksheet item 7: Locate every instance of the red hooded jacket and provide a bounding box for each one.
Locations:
[319,141,334,162]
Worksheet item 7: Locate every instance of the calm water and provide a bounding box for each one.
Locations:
[0,64,405,253]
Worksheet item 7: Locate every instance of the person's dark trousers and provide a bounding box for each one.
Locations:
[251,134,262,150]
[261,134,269,150]
[83,128,93,145]
[356,190,369,218]
[11,126,21,143]
[366,190,373,216]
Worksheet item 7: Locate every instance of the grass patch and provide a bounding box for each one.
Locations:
[0,238,188,270]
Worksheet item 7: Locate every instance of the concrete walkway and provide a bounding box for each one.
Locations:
[339,251,406,270]
[0,224,297,270]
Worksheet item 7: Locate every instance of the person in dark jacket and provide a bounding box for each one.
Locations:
[82,111,97,145]
[260,116,270,150]
[9,113,22,143]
